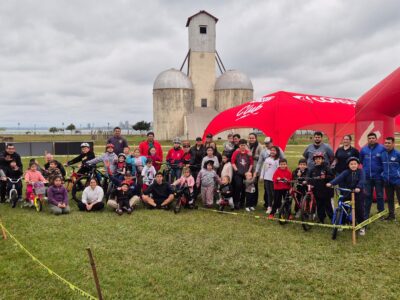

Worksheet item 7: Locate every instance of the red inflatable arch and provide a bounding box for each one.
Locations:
[203,91,356,151]
[355,67,400,148]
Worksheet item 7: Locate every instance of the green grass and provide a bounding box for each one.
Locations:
[1,144,400,299]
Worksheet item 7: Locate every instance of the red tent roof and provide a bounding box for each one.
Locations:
[203,91,356,150]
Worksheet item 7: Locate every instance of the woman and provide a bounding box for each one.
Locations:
[77,178,105,212]
[332,135,360,174]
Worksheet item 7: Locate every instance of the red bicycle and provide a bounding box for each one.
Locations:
[278,180,303,225]
[300,181,318,231]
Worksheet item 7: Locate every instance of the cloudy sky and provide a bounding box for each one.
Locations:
[0,0,399,128]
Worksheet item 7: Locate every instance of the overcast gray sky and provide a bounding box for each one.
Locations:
[0,0,399,128]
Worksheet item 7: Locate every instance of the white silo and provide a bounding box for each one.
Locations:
[153,69,194,141]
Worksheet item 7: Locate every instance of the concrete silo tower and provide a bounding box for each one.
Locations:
[215,70,254,112]
[186,11,218,109]
[153,69,194,141]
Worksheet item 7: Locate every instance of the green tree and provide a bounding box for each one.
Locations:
[65,123,76,134]
[49,127,58,134]
[132,121,151,135]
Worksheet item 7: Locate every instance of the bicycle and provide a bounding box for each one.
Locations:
[64,166,83,192]
[277,180,303,225]
[26,182,46,212]
[173,184,197,214]
[71,165,108,202]
[300,179,318,231]
[6,177,22,208]
[331,187,353,240]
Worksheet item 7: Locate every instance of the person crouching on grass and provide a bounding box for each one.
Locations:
[47,176,70,215]
[269,159,292,219]
[196,160,221,208]
[111,182,133,215]
[142,172,175,209]
[327,157,366,235]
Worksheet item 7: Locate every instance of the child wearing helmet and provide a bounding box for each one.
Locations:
[86,143,118,175]
[65,142,95,174]
[327,156,366,235]
[113,153,129,180]
[306,151,334,223]
[166,137,185,183]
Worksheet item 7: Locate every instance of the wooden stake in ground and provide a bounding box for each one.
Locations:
[0,216,7,240]
[86,247,103,300]
[351,192,356,245]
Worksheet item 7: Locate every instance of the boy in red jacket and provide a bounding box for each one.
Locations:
[269,159,292,219]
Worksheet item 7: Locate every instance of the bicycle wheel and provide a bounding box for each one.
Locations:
[300,195,312,231]
[174,197,182,214]
[278,199,290,225]
[34,197,42,212]
[332,208,342,240]
[71,176,90,202]
[10,190,18,208]
[64,179,73,192]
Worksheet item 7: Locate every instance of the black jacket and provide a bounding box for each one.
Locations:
[0,151,23,171]
[189,145,206,171]
[307,164,334,198]
[67,151,95,166]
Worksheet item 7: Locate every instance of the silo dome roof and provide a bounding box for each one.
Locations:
[153,68,193,90]
[215,70,253,90]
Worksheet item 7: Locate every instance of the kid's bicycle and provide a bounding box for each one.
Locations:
[173,184,197,214]
[71,165,108,202]
[6,177,22,208]
[300,181,318,231]
[278,180,303,225]
[28,182,46,212]
[331,187,353,240]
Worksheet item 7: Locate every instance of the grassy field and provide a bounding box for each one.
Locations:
[1,136,400,299]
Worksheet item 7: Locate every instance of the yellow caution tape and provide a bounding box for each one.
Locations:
[354,203,399,231]
[0,223,98,300]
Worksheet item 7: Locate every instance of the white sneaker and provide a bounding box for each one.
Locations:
[359,228,366,236]
[250,207,255,211]
[245,207,251,212]
[266,207,272,214]
[295,211,301,219]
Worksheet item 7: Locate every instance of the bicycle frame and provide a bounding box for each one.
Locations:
[332,188,353,224]
[7,177,22,199]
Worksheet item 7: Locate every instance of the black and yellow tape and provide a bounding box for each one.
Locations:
[0,223,98,300]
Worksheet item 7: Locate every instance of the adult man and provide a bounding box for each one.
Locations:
[139,131,163,160]
[142,172,174,209]
[303,131,334,168]
[107,127,128,155]
[204,134,213,149]
[0,144,23,202]
[381,137,400,221]
[231,139,253,209]
[359,132,385,219]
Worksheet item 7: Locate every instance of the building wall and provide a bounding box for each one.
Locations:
[189,51,216,108]
[188,14,216,52]
[153,89,194,141]
[214,89,254,112]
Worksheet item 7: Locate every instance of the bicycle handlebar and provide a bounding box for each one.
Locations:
[7,177,22,183]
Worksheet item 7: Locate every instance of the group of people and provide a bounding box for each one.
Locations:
[1,127,399,229]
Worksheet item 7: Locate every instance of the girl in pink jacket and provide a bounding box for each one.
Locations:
[172,167,195,205]
[24,162,47,201]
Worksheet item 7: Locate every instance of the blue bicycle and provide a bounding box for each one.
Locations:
[331,187,353,240]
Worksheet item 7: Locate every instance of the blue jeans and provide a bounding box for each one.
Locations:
[364,179,384,219]
[170,168,182,184]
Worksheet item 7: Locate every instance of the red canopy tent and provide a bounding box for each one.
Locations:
[203,91,357,151]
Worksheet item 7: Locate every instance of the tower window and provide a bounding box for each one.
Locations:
[199,26,207,34]
[201,98,207,107]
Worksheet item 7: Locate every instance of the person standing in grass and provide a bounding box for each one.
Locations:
[359,132,385,219]
[139,131,163,162]
[196,160,221,208]
[78,178,105,212]
[331,135,359,175]
[244,172,257,212]
[47,176,70,215]
[107,127,128,155]
[269,159,292,219]
[381,137,400,221]
[303,131,334,168]
[248,132,262,206]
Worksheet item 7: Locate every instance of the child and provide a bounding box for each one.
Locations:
[1,160,23,205]
[172,167,195,206]
[259,146,280,213]
[141,158,157,191]
[223,133,235,158]
[107,172,141,210]
[24,162,47,203]
[45,160,62,185]
[111,182,134,215]
[217,175,234,211]
[147,147,162,171]
[182,141,191,166]
[292,158,308,218]
[47,176,70,215]
[244,172,257,212]
[166,138,184,183]
[270,159,293,219]
[131,148,147,176]
[307,152,334,223]
[196,160,220,208]
[201,147,220,171]
[115,153,128,179]
[220,154,233,180]
[86,144,118,175]
[327,157,366,235]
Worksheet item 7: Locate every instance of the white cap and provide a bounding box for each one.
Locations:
[264,137,272,143]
